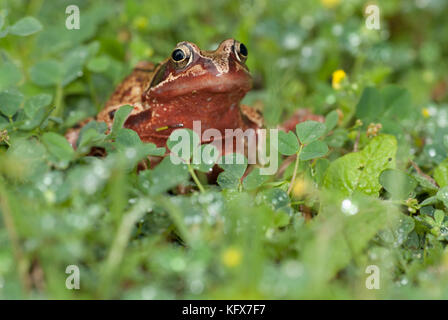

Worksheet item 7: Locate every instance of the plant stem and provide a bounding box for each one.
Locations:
[353,129,361,152]
[158,195,192,245]
[98,199,151,298]
[53,82,64,118]
[287,144,303,195]
[87,72,100,111]
[0,181,31,295]
[290,201,305,205]
[188,164,205,193]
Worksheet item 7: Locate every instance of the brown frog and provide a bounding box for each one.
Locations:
[66,39,322,162]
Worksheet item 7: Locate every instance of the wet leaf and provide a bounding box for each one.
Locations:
[42,132,75,162]
[87,55,111,73]
[257,188,289,210]
[436,186,448,209]
[355,87,384,123]
[434,159,448,188]
[24,93,52,118]
[277,130,299,155]
[108,105,133,137]
[300,140,328,161]
[379,169,417,199]
[218,153,248,179]
[9,16,42,36]
[243,167,270,190]
[434,210,444,226]
[0,89,24,117]
[142,157,189,195]
[296,120,326,144]
[0,61,22,89]
[217,170,240,190]
[323,135,397,197]
[30,60,62,87]
[62,46,89,86]
[324,110,339,133]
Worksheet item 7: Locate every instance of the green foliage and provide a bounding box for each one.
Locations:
[8,16,42,36]
[278,130,299,156]
[324,135,397,197]
[42,132,75,162]
[0,89,23,117]
[379,169,417,200]
[300,140,328,161]
[296,121,326,145]
[434,159,448,188]
[1,0,448,300]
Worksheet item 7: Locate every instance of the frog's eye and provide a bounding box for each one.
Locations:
[234,42,248,63]
[171,45,192,69]
[172,49,186,62]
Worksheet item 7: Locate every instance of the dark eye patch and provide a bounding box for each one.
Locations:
[124,109,152,128]
[149,63,168,88]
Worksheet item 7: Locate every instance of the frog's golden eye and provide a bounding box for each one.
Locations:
[171,45,191,69]
[234,42,248,63]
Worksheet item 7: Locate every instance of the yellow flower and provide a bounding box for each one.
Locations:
[221,247,242,268]
[321,0,341,8]
[422,108,430,118]
[133,16,148,30]
[332,69,347,90]
[144,47,154,58]
[292,178,308,198]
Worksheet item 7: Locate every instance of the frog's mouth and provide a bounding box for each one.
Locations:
[145,68,252,102]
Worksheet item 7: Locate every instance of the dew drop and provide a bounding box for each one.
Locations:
[428,148,436,158]
[341,199,358,216]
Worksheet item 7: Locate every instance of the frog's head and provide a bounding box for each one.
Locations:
[143,39,252,110]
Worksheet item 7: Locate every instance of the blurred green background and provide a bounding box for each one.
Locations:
[1,0,448,299]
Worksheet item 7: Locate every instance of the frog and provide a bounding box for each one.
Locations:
[66,39,323,164]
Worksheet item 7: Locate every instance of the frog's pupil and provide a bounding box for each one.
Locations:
[239,43,248,57]
[172,49,185,61]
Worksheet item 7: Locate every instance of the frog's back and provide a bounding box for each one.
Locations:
[65,61,155,148]
[97,61,156,124]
